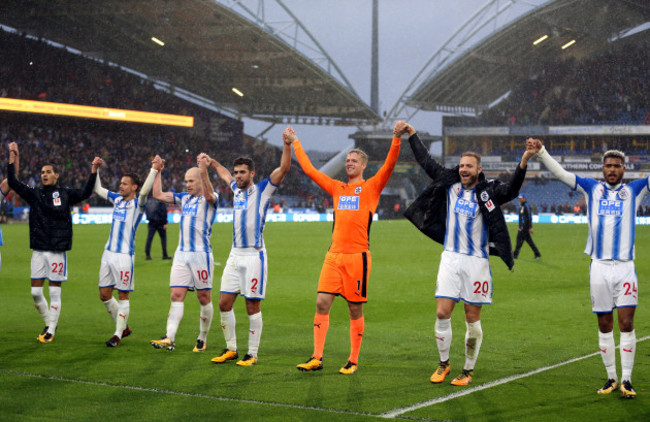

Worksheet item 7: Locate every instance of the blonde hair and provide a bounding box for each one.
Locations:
[461,151,481,166]
[347,148,368,165]
[603,150,625,163]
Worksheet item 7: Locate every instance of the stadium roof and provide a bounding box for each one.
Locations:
[406,0,650,113]
[0,0,380,126]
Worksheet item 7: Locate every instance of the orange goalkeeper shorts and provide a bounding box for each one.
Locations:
[317,251,371,303]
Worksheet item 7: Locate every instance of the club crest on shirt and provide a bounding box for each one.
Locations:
[480,191,489,202]
[52,191,61,206]
[618,189,629,200]
[355,186,362,194]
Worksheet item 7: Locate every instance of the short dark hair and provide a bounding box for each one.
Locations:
[233,156,255,171]
[42,164,59,174]
[123,173,141,190]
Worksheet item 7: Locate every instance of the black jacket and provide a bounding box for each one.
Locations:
[145,197,168,226]
[404,134,525,270]
[518,203,533,231]
[8,163,96,251]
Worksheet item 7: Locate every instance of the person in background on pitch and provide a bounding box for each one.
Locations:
[0,148,19,272]
[205,134,291,367]
[512,194,541,260]
[93,156,157,347]
[149,154,217,352]
[145,196,172,260]
[403,124,534,386]
[529,138,644,399]
[284,122,402,375]
[7,141,97,343]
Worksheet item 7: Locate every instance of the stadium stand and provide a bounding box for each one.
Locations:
[0,30,333,218]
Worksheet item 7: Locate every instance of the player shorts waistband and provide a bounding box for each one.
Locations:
[231,247,266,256]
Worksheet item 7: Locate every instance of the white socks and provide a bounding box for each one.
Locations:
[198,303,214,342]
[31,286,49,324]
[464,321,483,371]
[598,329,636,383]
[620,330,635,382]
[115,300,130,338]
[220,310,237,351]
[598,330,617,381]
[166,302,184,341]
[47,286,61,335]
[103,298,119,322]
[435,318,452,362]
[248,312,263,358]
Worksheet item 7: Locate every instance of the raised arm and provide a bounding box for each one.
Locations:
[284,126,334,195]
[7,142,35,201]
[92,157,109,200]
[207,156,234,186]
[529,138,576,188]
[151,155,175,204]
[269,130,293,185]
[405,124,446,180]
[197,154,217,204]
[491,140,534,204]
[138,164,158,204]
[369,121,403,188]
[2,142,18,196]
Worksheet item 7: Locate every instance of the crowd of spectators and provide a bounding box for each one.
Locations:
[0,116,330,212]
[478,40,650,127]
[0,29,332,213]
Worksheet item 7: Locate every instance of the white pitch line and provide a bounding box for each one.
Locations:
[0,369,374,417]
[381,334,650,419]
[1,369,447,421]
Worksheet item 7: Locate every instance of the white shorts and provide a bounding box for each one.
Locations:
[220,248,268,300]
[98,250,135,291]
[435,250,492,305]
[31,250,68,282]
[170,250,214,290]
[590,259,638,313]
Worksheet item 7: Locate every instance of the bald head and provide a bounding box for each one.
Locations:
[184,167,203,196]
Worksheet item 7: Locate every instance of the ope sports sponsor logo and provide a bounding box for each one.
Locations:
[338,195,360,210]
[598,199,622,216]
[113,205,127,222]
[454,197,477,217]
[182,202,198,217]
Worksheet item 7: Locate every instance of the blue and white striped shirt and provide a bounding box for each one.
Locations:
[230,178,277,248]
[575,176,649,260]
[104,192,144,256]
[443,183,489,259]
[173,192,218,253]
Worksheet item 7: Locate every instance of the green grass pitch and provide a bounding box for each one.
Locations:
[0,220,649,421]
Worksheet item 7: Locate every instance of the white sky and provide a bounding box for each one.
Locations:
[240,0,537,152]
